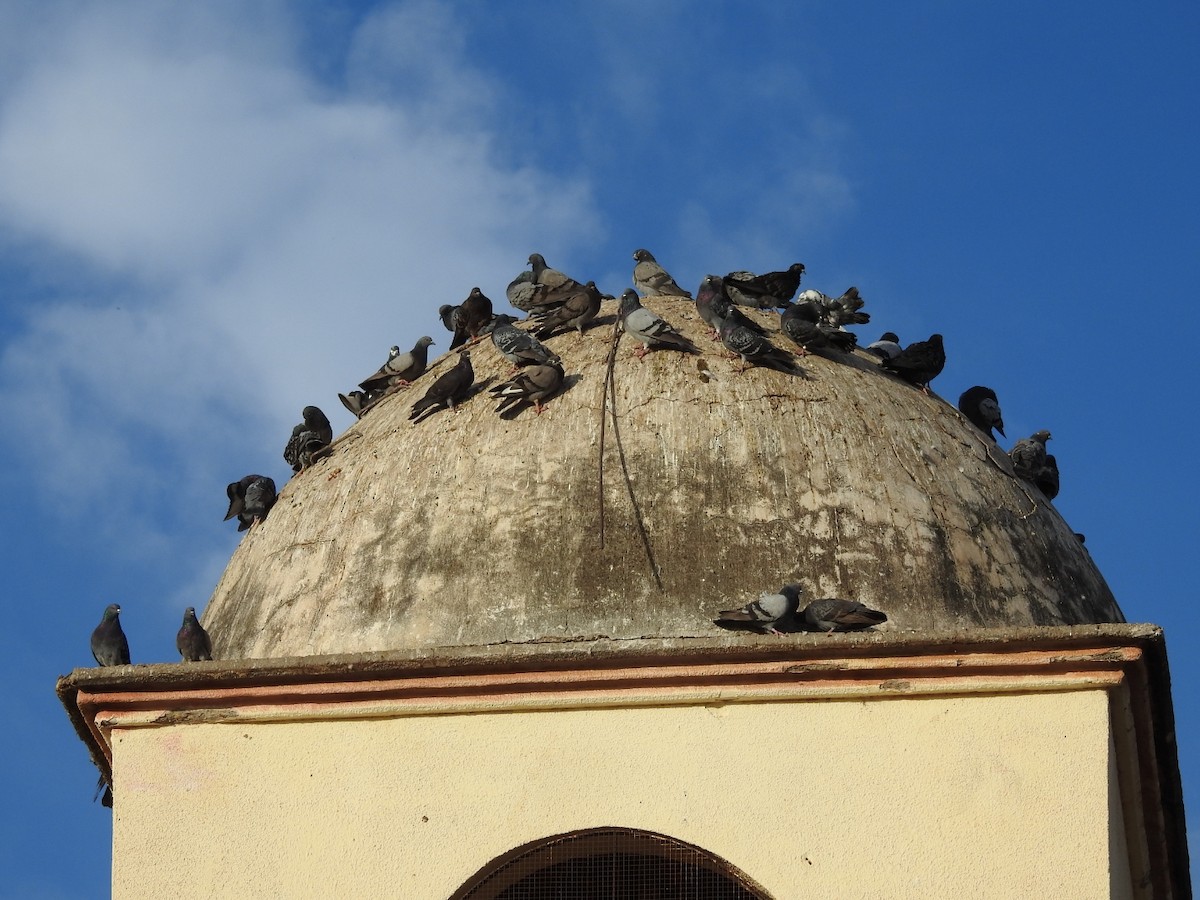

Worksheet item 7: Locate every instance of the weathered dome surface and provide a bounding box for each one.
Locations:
[204,298,1122,659]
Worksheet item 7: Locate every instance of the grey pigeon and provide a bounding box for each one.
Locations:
[91,604,130,667]
[724,263,806,308]
[489,361,565,417]
[438,305,460,335]
[489,315,560,370]
[796,286,870,327]
[532,282,603,338]
[633,249,692,298]
[780,301,858,354]
[714,584,804,635]
[618,289,698,359]
[176,607,213,662]
[880,333,945,393]
[409,350,474,421]
[283,406,333,473]
[1009,430,1057,498]
[802,598,888,632]
[224,474,277,531]
[358,336,435,398]
[517,253,587,312]
[450,287,493,349]
[958,386,1006,441]
[717,311,798,374]
[865,332,902,360]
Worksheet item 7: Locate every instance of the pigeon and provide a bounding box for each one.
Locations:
[1010,430,1057,497]
[283,406,333,472]
[224,475,277,531]
[632,249,692,298]
[409,350,474,421]
[91,604,130,667]
[449,287,493,349]
[438,305,461,335]
[717,311,798,374]
[356,336,435,400]
[515,253,588,313]
[865,332,902,360]
[176,607,213,662]
[489,315,560,370]
[531,281,603,338]
[724,263,806,308]
[618,289,698,359]
[880,333,945,393]
[958,386,1006,441]
[802,598,888,633]
[709,292,769,337]
[780,301,858,354]
[796,286,869,327]
[695,275,729,336]
[489,361,565,417]
[337,390,368,417]
[714,584,804,635]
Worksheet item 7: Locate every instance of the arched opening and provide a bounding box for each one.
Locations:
[451,827,772,900]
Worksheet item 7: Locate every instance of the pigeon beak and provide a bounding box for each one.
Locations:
[996,423,1006,437]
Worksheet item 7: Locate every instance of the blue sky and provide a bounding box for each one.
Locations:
[1,1,1196,894]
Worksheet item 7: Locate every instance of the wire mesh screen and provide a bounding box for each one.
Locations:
[454,828,771,900]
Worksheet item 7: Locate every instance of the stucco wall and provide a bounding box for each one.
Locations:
[111,688,1130,899]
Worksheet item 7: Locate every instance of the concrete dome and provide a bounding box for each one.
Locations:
[204,297,1122,659]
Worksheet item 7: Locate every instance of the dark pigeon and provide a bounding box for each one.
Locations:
[780,301,858,354]
[532,281,603,338]
[695,275,729,336]
[618,289,698,359]
[865,332,902,360]
[958,386,1006,441]
[224,474,277,531]
[1010,430,1057,498]
[710,292,769,337]
[714,584,804,635]
[91,603,130,667]
[489,315,560,370]
[409,350,474,422]
[176,607,213,662]
[717,311,798,374]
[489,361,565,417]
[724,263,806,308]
[633,249,692,298]
[802,598,888,633]
[450,287,493,349]
[283,406,333,473]
[438,305,460,335]
[880,333,945,393]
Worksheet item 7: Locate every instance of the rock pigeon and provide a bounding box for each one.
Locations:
[283,406,333,472]
[880,333,945,393]
[224,474,277,531]
[802,598,888,632]
[409,350,474,421]
[438,305,460,335]
[796,286,869,327]
[724,263,806,308]
[449,287,493,349]
[489,361,565,417]
[958,386,1006,441]
[695,275,729,336]
[717,311,798,374]
[515,253,588,313]
[618,289,698,358]
[780,301,858,354]
[632,249,692,298]
[176,607,213,662]
[865,332,902,360]
[489,315,560,370]
[1009,430,1057,497]
[531,281,603,338]
[355,336,436,406]
[709,291,769,337]
[714,584,804,635]
[91,604,130,667]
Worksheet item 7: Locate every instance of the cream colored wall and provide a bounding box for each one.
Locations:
[112,689,1130,899]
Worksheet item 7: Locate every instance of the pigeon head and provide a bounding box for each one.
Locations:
[779,584,805,602]
[1032,429,1052,443]
[103,604,121,620]
[618,289,642,315]
[880,332,899,342]
[183,606,198,621]
[633,248,655,262]
[527,253,546,268]
[388,345,400,358]
[301,406,329,428]
[979,397,1005,436]
[416,336,435,349]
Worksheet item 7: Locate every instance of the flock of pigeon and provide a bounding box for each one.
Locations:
[88,248,1067,665]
